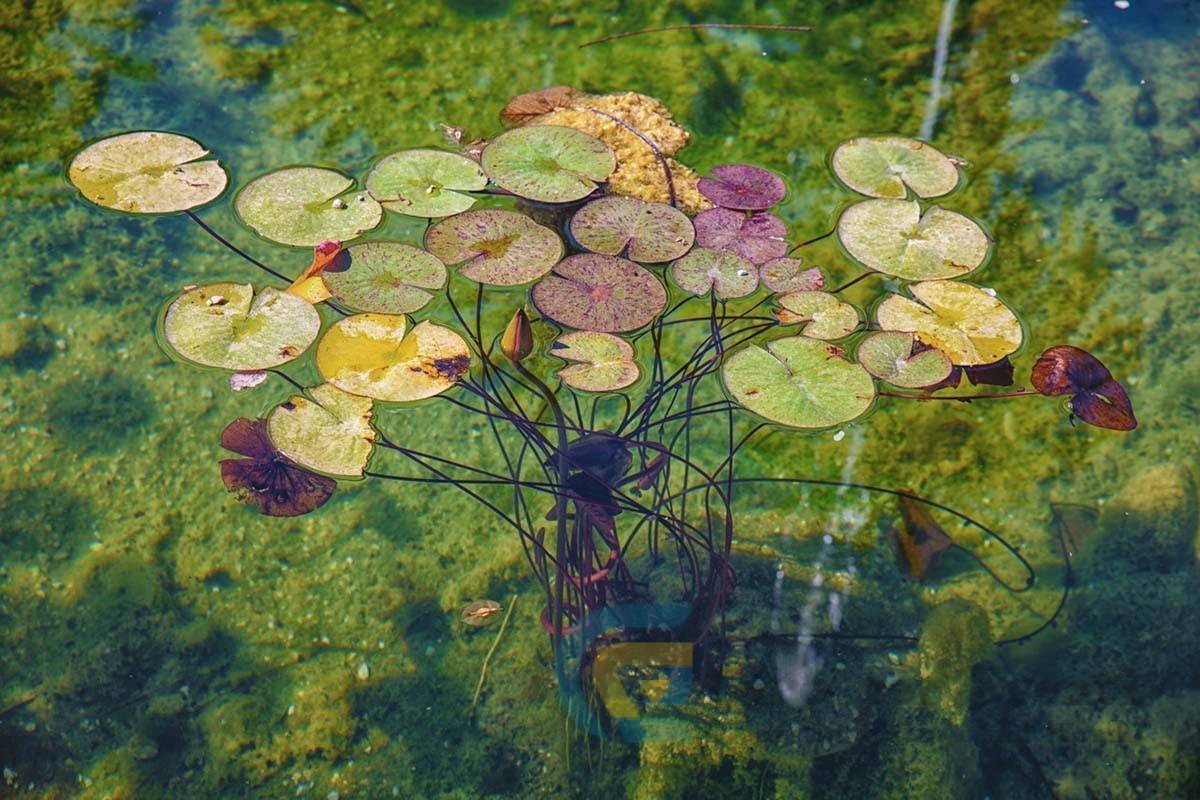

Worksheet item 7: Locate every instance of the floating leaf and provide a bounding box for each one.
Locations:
[963,358,1014,387]
[838,199,989,281]
[774,291,859,340]
[1031,346,1136,431]
[365,149,487,218]
[693,207,788,265]
[831,136,960,199]
[219,418,336,517]
[569,196,694,262]
[235,166,382,247]
[759,257,824,293]
[697,164,786,211]
[162,283,320,371]
[425,209,563,286]
[531,254,666,333]
[722,336,876,429]
[287,241,345,304]
[856,332,953,388]
[68,131,228,213]
[875,281,1022,366]
[553,331,639,392]
[230,370,269,392]
[266,383,376,478]
[500,86,578,127]
[670,248,758,300]
[480,125,615,203]
[316,313,471,402]
[322,241,447,313]
[461,599,505,626]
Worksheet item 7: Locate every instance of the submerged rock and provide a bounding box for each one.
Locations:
[1088,464,1198,574]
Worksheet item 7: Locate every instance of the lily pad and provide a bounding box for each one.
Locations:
[322,241,447,314]
[697,164,786,211]
[856,331,953,388]
[759,257,825,293]
[723,336,876,429]
[219,417,337,517]
[316,313,471,402]
[365,149,487,218]
[266,383,376,478]
[235,166,383,247]
[831,136,960,199]
[569,196,694,263]
[875,280,1022,366]
[552,331,639,392]
[774,292,859,340]
[68,131,228,213]
[424,209,563,286]
[838,199,990,281]
[693,207,788,265]
[162,283,320,371]
[670,248,758,300]
[532,254,666,333]
[480,125,616,203]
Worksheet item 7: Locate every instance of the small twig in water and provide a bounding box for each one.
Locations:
[471,595,518,710]
[581,23,811,48]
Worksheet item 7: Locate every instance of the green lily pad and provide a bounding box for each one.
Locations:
[670,248,758,300]
[553,331,639,392]
[723,336,876,429]
[266,383,376,478]
[235,166,383,247]
[68,131,228,213]
[481,125,616,203]
[838,199,990,281]
[875,280,1023,366]
[366,148,487,218]
[424,209,563,286]
[316,313,471,402]
[774,291,859,340]
[322,242,447,314]
[532,254,667,333]
[759,257,824,293]
[161,282,320,371]
[831,136,960,199]
[569,196,695,263]
[855,332,953,388]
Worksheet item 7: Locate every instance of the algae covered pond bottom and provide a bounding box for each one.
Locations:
[2,1,1200,798]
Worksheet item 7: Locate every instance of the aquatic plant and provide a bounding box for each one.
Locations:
[67,91,1136,728]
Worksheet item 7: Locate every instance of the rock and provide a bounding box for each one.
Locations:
[1089,464,1197,574]
[918,599,993,726]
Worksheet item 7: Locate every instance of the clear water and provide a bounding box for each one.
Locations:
[2,1,1198,798]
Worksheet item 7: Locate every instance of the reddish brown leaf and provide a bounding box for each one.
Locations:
[500,86,578,127]
[1031,346,1137,430]
[891,495,955,581]
[219,418,336,517]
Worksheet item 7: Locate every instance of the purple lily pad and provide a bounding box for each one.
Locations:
[693,207,788,265]
[670,248,758,300]
[425,209,563,286]
[219,418,336,517]
[1031,346,1136,431]
[697,164,786,211]
[569,196,695,263]
[322,241,448,313]
[759,257,825,293]
[532,254,667,333]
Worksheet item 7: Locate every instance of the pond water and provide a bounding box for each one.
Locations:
[2,1,1198,798]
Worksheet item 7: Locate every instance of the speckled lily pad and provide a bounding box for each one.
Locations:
[481,125,616,203]
[759,258,824,293]
[774,292,859,340]
[552,331,639,392]
[162,283,320,371]
[856,331,953,388]
[366,149,487,218]
[693,208,788,265]
[831,136,960,199]
[875,280,1022,366]
[425,209,563,286]
[235,167,383,247]
[697,164,786,211]
[266,383,376,478]
[322,242,447,314]
[838,199,989,281]
[569,196,694,263]
[670,248,758,300]
[532,254,666,333]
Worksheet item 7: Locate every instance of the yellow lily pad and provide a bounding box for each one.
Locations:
[875,281,1022,366]
[68,131,228,213]
[266,383,375,478]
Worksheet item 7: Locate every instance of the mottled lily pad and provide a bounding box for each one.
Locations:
[480,125,616,203]
[425,209,563,286]
[1031,346,1136,431]
[366,149,487,218]
[569,196,694,262]
[316,313,471,402]
[697,164,786,211]
[322,241,447,314]
[235,167,383,247]
[670,248,758,300]
[162,283,320,371]
[693,208,788,265]
[68,131,228,213]
[856,331,953,388]
[553,331,639,392]
[219,417,336,517]
[831,136,960,199]
[532,254,666,333]
[875,280,1022,366]
[838,199,989,281]
[760,257,824,293]
[774,292,859,340]
[723,336,876,429]
[266,383,376,478]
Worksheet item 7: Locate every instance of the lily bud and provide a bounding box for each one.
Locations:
[501,308,534,363]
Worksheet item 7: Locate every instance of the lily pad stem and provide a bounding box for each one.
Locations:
[471,595,518,710]
[880,389,1038,401]
[577,106,677,208]
[185,210,288,283]
[787,228,834,254]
